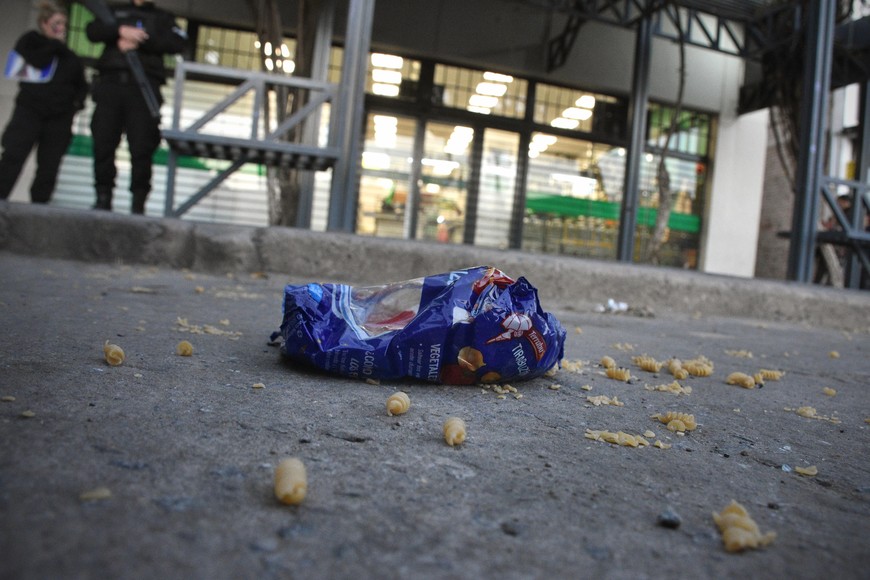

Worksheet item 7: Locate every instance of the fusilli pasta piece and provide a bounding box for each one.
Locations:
[726,372,756,389]
[274,458,307,505]
[606,367,632,382]
[443,417,467,446]
[600,355,617,369]
[712,500,776,552]
[103,341,125,366]
[386,391,411,416]
[176,340,194,356]
[632,355,662,373]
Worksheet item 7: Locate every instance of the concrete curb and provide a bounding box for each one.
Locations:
[1,201,868,331]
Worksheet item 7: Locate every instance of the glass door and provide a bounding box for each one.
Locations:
[475,129,520,249]
[417,122,473,243]
[358,113,416,238]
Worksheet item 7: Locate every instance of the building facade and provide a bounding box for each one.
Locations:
[1,0,777,277]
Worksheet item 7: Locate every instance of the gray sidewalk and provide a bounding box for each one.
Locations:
[0,201,869,579]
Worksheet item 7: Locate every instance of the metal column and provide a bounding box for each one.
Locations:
[617,14,652,263]
[327,0,375,232]
[845,80,870,289]
[787,0,835,282]
[296,0,336,229]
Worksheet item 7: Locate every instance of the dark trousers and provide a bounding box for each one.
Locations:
[0,104,74,203]
[90,77,162,208]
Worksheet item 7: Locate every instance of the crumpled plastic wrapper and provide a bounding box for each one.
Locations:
[273,266,566,385]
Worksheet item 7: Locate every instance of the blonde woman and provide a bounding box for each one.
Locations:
[0,1,87,203]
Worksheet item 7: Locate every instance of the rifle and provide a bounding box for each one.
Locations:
[82,0,161,119]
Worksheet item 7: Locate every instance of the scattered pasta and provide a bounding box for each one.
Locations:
[274,458,307,505]
[795,465,818,476]
[758,369,785,381]
[586,395,624,407]
[632,355,662,373]
[726,372,756,389]
[176,340,194,356]
[386,391,411,416]
[600,356,617,370]
[585,429,650,448]
[443,417,467,446]
[666,358,690,380]
[822,387,837,397]
[652,411,697,432]
[784,406,841,424]
[712,500,776,552]
[684,359,713,377]
[605,367,632,382]
[103,341,125,366]
[725,349,753,358]
[829,351,840,359]
[252,383,265,389]
[561,359,585,373]
[644,381,692,395]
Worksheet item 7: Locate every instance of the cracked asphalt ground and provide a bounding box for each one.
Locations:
[1,251,868,579]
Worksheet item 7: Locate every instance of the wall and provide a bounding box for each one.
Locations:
[0,1,38,202]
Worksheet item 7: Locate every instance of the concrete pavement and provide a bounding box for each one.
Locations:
[0,201,868,579]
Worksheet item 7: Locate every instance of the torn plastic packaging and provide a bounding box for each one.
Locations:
[273,266,566,385]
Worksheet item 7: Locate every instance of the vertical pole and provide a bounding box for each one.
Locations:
[327,0,375,232]
[405,117,425,239]
[463,128,484,245]
[296,0,336,229]
[787,0,835,282]
[508,81,536,250]
[617,14,652,262]
[164,62,186,217]
[845,80,870,288]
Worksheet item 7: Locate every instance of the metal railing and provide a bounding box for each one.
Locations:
[161,61,340,218]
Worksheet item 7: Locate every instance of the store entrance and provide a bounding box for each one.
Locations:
[416,121,473,243]
[357,111,527,247]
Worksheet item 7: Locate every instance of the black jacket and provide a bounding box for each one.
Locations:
[86,0,186,84]
[13,30,88,116]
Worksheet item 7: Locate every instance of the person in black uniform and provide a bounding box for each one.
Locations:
[0,1,87,204]
[86,0,186,214]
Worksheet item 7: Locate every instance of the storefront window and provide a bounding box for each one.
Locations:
[366,53,421,100]
[647,105,712,157]
[534,83,627,140]
[475,129,520,248]
[433,65,527,118]
[633,154,705,268]
[523,133,621,260]
[417,123,472,243]
[357,114,417,238]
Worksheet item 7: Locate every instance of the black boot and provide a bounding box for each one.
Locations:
[131,192,147,215]
[94,191,112,211]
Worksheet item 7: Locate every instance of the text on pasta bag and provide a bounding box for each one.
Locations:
[272,266,566,385]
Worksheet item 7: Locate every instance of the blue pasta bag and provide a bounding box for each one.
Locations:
[275,266,566,385]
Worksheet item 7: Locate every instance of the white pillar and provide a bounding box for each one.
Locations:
[700,108,769,278]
